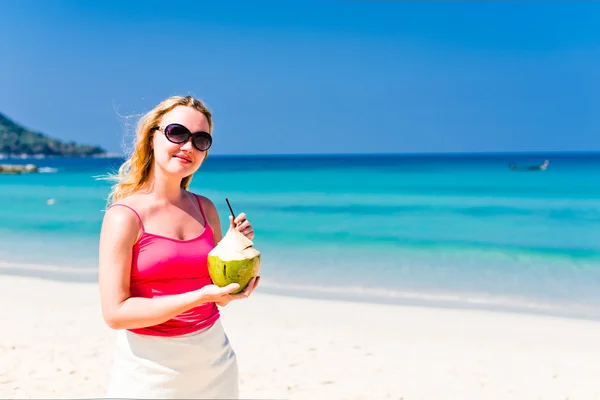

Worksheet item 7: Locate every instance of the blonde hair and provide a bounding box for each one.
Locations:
[106,95,213,205]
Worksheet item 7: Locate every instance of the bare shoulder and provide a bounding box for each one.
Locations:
[187,191,227,242]
[104,194,141,221]
[113,192,152,210]
[196,194,218,214]
[196,194,217,211]
[101,194,146,244]
[188,192,221,224]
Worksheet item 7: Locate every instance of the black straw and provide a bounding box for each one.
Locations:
[225,198,236,223]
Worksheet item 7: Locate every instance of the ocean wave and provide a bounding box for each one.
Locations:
[0,261,96,274]
[1,260,598,320]
[259,279,600,320]
[257,229,600,259]
[260,203,600,222]
[38,167,58,173]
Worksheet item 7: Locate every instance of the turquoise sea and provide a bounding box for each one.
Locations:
[1,153,599,319]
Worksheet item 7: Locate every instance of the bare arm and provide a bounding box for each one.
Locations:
[98,205,237,330]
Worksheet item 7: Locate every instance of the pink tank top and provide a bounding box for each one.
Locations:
[107,195,219,337]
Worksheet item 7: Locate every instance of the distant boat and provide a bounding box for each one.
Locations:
[508,159,550,171]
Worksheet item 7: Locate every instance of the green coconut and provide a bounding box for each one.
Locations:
[207,226,261,294]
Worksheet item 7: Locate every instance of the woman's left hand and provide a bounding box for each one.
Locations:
[215,276,260,307]
[217,213,257,307]
[229,212,254,240]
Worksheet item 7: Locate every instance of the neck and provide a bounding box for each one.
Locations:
[148,168,185,203]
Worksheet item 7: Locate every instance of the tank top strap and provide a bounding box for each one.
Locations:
[194,195,210,228]
[106,203,145,231]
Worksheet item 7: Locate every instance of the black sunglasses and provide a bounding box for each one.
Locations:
[155,123,212,152]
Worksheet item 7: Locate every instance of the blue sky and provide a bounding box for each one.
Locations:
[0,1,598,155]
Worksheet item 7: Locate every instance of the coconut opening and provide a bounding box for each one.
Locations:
[208,227,260,262]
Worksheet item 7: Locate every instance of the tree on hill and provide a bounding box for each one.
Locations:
[0,112,106,156]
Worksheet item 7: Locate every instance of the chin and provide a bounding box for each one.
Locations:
[169,162,200,176]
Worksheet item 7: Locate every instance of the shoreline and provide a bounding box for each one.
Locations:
[1,259,599,323]
[2,274,600,399]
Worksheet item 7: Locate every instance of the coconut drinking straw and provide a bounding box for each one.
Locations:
[225,198,236,226]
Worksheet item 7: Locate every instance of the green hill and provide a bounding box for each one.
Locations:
[0,112,106,157]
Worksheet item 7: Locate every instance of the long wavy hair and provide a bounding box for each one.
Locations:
[105,95,213,206]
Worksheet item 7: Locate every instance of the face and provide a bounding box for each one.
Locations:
[151,106,211,179]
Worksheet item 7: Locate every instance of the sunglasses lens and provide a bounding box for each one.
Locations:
[193,134,212,151]
[165,125,189,143]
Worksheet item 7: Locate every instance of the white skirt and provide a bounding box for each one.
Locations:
[105,319,239,399]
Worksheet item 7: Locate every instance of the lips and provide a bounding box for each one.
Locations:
[173,154,192,163]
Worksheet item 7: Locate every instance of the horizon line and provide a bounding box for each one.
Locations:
[1,149,599,160]
[121,149,600,158]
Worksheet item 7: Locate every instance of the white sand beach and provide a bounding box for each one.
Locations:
[1,274,600,400]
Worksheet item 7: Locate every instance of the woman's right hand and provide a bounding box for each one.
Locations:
[195,283,241,304]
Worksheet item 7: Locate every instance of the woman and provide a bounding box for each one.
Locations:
[98,95,259,399]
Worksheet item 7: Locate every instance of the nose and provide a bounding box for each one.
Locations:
[179,137,194,151]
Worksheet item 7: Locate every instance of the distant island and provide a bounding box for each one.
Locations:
[0,111,107,157]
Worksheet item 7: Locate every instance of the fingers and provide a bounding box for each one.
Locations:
[232,212,247,227]
[240,225,254,240]
[250,276,260,291]
[236,219,253,236]
[227,276,260,301]
[220,283,241,294]
[243,276,260,295]
[230,213,254,239]
[243,277,257,294]
[230,213,250,228]
[236,219,250,230]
